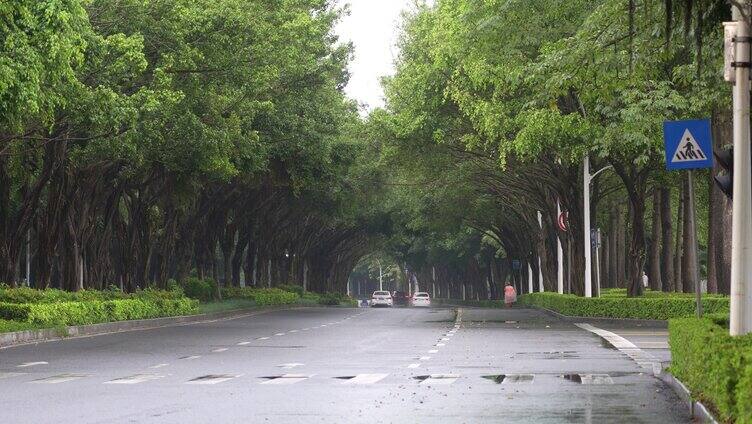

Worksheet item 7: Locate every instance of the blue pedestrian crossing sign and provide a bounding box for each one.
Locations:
[664,119,713,171]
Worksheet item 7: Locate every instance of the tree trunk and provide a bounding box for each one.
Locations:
[649,189,662,291]
[660,187,675,292]
[674,186,684,292]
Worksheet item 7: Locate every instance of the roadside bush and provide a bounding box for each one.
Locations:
[518,292,729,320]
[669,316,752,422]
[317,292,341,305]
[277,284,305,297]
[221,287,298,305]
[181,277,216,302]
[252,288,298,305]
[0,297,198,328]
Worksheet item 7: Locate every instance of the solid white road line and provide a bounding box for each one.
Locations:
[342,374,389,385]
[575,323,661,374]
[17,362,47,368]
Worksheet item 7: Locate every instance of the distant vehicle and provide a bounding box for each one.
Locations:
[411,292,431,307]
[371,291,393,307]
[391,291,410,306]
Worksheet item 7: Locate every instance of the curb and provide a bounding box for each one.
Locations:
[657,371,719,423]
[528,304,669,328]
[0,305,296,349]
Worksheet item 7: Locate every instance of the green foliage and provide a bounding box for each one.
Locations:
[669,317,752,423]
[180,278,217,302]
[0,297,197,327]
[221,287,298,305]
[0,319,39,333]
[0,286,129,303]
[277,285,305,297]
[317,292,356,307]
[518,292,729,320]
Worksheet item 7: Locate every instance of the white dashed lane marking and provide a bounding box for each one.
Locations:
[105,374,163,385]
[289,330,298,333]
[277,363,305,369]
[237,342,251,346]
[260,374,311,385]
[256,337,270,340]
[0,372,25,379]
[436,343,445,347]
[428,349,438,353]
[18,362,47,368]
[420,374,459,386]
[342,374,389,385]
[187,374,241,385]
[149,363,169,369]
[407,363,421,369]
[419,356,431,361]
[212,348,228,353]
[180,355,201,360]
[31,374,87,384]
[274,333,286,336]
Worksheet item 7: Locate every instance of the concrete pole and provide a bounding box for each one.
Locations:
[557,201,564,294]
[527,263,533,294]
[595,229,601,297]
[537,211,544,292]
[583,155,593,297]
[730,3,752,335]
[462,284,466,300]
[378,260,383,291]
[25,229,30,287]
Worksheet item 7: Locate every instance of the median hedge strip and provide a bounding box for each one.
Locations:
[518,292,729,320]
[0,297,198,327]
[669,316,752,423]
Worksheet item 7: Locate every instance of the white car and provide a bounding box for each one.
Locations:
[411,292,431,307]
[371,291,393,307]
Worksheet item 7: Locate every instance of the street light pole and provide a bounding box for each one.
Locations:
[583,155,612,298]
[583,156,593,298]
[730,3,752,335]
[537,211,544,292]
[557,201,564,294]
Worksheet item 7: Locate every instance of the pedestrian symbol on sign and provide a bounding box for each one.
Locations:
[663,119,713,171]
[672,129,707,163]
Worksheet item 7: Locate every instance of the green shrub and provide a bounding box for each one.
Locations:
[669,316,752,422]
[181,277,216,301]
[317,292,341,306]
[252,288,298,305]
[0,298,198,327]
[221,287,298,305]
[277,284,305,297]
[518,292,729,320]
[0,319,39,333]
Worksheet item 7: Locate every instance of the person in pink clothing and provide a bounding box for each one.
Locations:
[504,283,517,307]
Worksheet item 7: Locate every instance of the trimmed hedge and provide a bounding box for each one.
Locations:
[221,287,298,305]
[518,292,729,320]
[0,286,129,303]
[0,298,198,327]
[669,316,752,422]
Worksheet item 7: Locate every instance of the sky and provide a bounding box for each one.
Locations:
[334,0,425,112]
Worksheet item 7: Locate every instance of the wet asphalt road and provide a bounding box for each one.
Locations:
[0,306,690,423]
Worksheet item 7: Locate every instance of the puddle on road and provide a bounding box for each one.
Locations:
[562,373,583,383]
